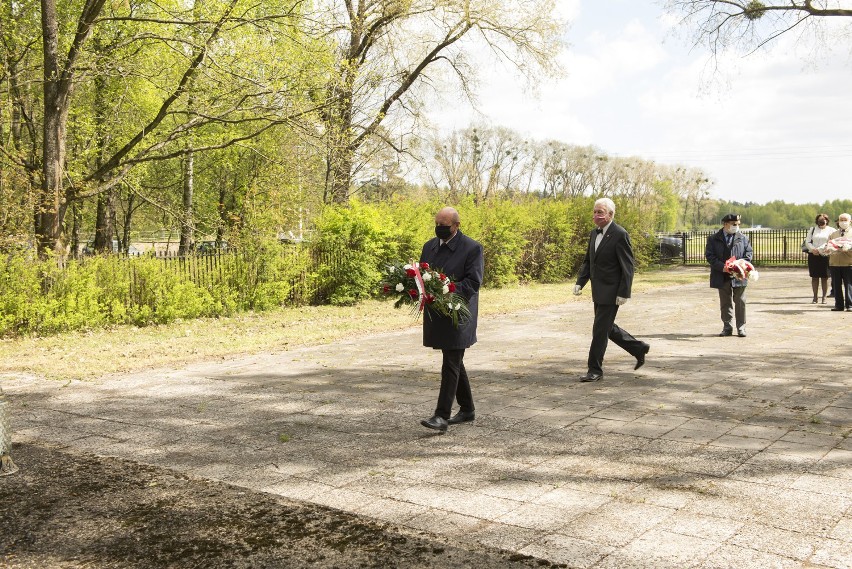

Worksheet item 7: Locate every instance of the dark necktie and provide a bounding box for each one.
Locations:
[842,230,846,236]
[726,235,733,247]
[595,228,603,234]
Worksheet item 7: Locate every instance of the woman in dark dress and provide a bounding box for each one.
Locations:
[805,213,833,304]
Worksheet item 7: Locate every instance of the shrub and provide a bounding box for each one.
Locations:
[311,200,419,305]
[0,195,663,337]
[517,199,589,283]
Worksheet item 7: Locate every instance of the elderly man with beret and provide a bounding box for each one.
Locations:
[705,213,754,337]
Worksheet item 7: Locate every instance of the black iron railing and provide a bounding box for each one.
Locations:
[658,229,810,267]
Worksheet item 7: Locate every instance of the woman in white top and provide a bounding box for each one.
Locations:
[805,213,834,303]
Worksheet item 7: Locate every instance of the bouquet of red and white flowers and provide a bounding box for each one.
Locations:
[822,236,852,254]
[724,256,759,282]
[381,261,471,327]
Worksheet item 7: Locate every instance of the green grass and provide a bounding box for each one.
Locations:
[0,266,705,383]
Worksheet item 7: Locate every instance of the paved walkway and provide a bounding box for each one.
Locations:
[3,268,851,568]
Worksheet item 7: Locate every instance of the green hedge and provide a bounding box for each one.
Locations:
[0,196,659,336]
[0,239,312,336]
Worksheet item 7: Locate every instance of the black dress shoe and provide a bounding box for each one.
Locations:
[448,410,475,425]
[634,344,650,370]
[831,307,845,311]
[420,415,448,433]
[718,328,733,336]
[579,372,603,382]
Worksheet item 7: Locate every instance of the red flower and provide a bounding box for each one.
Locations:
[382,284,391,293]
[405,268,417,277]
[447,282,456,292]
[439,273,446,281]
[408,289,418,298]
[424,294,435,304]
[420,262,429,270]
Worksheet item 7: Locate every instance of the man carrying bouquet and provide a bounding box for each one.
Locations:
[419,207,484,433]
[705,213,754,337]
[827,212,852,312]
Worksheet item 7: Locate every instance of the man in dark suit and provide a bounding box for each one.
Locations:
[573,198,649,382]
[419,207,484,433]
[706,213,753,336]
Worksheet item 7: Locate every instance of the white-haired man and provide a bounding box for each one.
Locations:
[573,198,650,382]
[828,212,852,311]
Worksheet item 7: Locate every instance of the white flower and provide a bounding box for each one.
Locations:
[422,272,432,281]
[395,283,404,292]
[442,284,449,294]
[403,264,412,270]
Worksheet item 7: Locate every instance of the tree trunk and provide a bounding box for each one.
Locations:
[38,43,68,258]
[70,200,82,258]
[37,0,106,259]
[121,190,135,254]
[323,69,355,204]
[92,38,115,254]
[93,191,116,253]
[217,183,228,246]
[326,144,354,204]
[179,147,194,255]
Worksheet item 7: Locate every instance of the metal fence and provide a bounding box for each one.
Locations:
[141,246,335,306]
[658,229,810,267]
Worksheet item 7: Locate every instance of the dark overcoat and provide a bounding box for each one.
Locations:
[705,229,753,289]
[419,230,483,349]
[575,222,634,304]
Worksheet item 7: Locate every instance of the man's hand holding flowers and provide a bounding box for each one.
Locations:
[820,236,852,255]
[724,256,759,282]
[381,261,471,327]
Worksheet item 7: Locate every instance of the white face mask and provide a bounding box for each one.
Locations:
[725,225,739,235]
[840,220,851,230]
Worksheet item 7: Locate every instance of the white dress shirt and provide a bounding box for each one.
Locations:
[595,221,612,251]
[808,225,834,253]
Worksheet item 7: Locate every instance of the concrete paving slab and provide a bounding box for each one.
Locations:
[3,268,851,568]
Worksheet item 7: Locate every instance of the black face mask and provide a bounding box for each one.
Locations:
[435,225,453,240]
[818,221,826,227]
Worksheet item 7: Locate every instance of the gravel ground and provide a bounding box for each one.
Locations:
[1,443,564,568]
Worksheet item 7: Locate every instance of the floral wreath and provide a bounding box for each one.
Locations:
[381,261,471,327]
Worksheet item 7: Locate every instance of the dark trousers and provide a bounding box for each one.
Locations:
[830,266,852,309]
[435,349,474,420]
[587,304,646,375]
[718,280,747,330]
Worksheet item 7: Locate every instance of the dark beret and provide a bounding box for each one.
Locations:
[721,213,740,223]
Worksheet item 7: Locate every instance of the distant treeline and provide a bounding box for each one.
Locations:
[716,199,852,230]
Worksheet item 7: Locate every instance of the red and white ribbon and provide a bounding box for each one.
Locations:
[411,261,426,312]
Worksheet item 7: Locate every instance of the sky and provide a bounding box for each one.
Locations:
[426,0,852,205]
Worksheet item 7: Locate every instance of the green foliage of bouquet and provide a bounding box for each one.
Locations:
[381,262,471,328]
